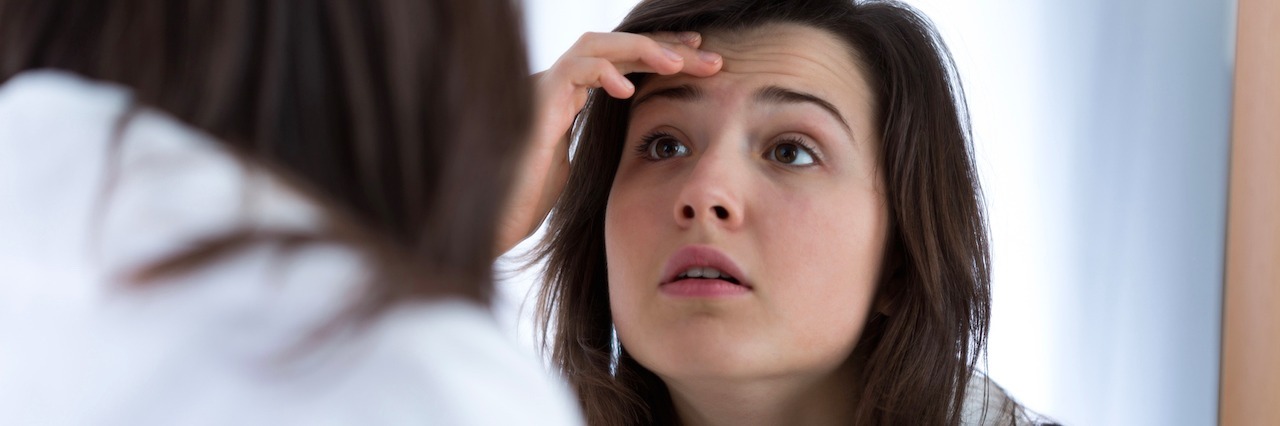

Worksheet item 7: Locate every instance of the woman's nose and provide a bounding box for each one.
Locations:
[672,154,744,230]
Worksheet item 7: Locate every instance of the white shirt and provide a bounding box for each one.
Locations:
[0,70,584,426]
[962,373,1047,425]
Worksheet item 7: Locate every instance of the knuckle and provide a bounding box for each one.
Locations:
[573,31,602,47]
[586,58,615,76]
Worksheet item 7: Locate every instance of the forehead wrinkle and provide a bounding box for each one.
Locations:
[709,32,863,103]
[706,24,858,80]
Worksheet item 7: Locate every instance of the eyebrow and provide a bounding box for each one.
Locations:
[632,84,853,134]
[754,86,852,133]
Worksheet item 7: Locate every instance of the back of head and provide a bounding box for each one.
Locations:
[0,0,531,304]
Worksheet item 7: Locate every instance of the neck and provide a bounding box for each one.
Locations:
[662,356,861,426]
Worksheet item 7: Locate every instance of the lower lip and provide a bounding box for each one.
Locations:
[660,279,751,298]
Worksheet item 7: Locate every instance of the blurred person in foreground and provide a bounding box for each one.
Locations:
[0,1,582,424]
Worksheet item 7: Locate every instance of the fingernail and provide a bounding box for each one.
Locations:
[662,47,683,62]
[620,76,634,91]
[677,31,700,45]
[698,50,721,64]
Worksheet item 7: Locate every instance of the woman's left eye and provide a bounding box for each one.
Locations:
[766,140,817,166]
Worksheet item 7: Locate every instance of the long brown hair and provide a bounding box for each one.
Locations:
[0,0,531,307]
[537,0,1006,424]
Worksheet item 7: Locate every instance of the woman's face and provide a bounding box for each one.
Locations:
[604,23,889,386]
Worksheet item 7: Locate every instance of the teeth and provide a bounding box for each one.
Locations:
[678,267,727,280]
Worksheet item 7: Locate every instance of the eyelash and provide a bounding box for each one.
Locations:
[634,131,677,162]
[634,131,823,165]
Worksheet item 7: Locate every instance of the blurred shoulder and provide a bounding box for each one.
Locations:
[330,299,585,425]
[0,71,584,425]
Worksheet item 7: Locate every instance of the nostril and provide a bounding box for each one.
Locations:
[682,206,695,219]
[713,206,729,219]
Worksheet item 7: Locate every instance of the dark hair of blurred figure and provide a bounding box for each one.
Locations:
[0,0,531,310]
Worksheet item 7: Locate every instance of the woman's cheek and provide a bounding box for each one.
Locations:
[762,186,880,354]
[604,177,666,296]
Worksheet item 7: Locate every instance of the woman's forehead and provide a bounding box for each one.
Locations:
[633,23,874,134]
[707,24,858,75]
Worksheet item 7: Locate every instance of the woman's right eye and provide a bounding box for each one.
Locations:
[639,133,690,161]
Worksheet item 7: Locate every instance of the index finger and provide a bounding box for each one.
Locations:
[569,32,721,77]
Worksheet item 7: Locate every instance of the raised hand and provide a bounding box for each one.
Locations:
[497,31,723,254]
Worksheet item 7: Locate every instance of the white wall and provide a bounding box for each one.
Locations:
[505,1,1235,424]
[908,1,1234,424]
[522,0,643,72]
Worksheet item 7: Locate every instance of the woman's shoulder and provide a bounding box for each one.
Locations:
[961,373,1060,426]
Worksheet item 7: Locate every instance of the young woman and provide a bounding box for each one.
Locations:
[517,0,1052,424]
[0,1,580,424]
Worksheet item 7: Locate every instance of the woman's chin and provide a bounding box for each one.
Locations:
[630,332,779,382]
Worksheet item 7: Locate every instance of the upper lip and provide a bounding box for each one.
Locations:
[660,245,751,288]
